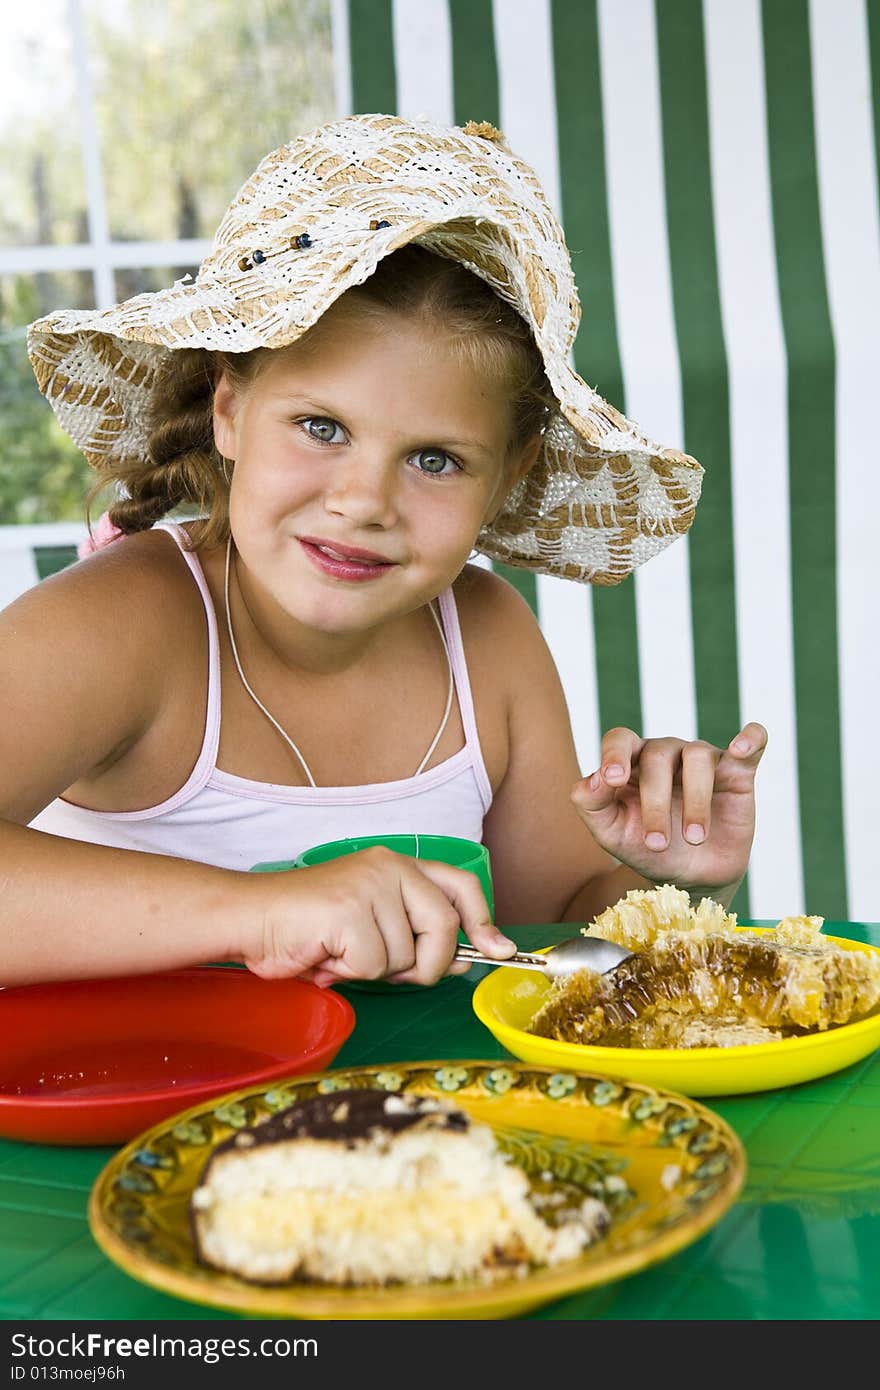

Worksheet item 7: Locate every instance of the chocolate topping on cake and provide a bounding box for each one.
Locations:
[216,1089,468,1157]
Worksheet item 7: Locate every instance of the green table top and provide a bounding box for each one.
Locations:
[1,921,878,1322]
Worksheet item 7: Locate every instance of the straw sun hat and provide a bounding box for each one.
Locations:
[27,112,702,585]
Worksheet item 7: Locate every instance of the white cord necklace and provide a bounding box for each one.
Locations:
[223,537,454,787]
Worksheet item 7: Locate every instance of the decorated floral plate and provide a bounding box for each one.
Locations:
[88,1059,745,1320]
[472,931,880,1096]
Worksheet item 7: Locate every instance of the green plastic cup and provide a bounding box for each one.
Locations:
[250,834,493,993]
[295,834,493,917]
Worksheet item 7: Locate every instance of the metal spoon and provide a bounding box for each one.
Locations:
[453,934,632,981]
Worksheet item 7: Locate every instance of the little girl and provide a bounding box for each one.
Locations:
[6,114,766,989]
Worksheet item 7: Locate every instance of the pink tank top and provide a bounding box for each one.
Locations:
[30,523,493,871]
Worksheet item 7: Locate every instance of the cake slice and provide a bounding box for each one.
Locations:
[190,1089,608,1286]
[529,885,880,1048]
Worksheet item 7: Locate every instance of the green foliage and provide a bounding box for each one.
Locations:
[0,280,93,524]
[91,0,335,242]
[0,0,335,524]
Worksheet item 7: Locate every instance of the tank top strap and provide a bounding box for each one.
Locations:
[436,587,493,815]
[151,521,222,797]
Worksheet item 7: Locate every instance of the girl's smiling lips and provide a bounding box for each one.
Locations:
[297,535,398,581]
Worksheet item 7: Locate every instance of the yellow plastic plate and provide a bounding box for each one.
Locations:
[89,1060,744,1320]
[472,930,880,1096]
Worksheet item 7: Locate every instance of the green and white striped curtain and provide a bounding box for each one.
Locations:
[333,0,880,925]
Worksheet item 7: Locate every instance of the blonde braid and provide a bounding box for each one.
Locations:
[86,348,232,548]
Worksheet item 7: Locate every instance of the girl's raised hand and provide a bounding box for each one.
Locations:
[570,722,768,904]
[243,846,515,988]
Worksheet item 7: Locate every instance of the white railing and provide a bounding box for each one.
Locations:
[0,522,86,610]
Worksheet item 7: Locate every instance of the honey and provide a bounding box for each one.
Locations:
[529,886,880,1050]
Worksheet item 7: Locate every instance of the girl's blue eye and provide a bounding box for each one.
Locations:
[411,448,459,477]
[303,416,344,443]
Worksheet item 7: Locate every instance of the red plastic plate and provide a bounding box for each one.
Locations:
[0,968,355,1145]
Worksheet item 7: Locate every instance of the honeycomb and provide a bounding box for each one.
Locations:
[529,885,880,1049]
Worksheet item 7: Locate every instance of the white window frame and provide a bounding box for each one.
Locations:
[0,0,350,304]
